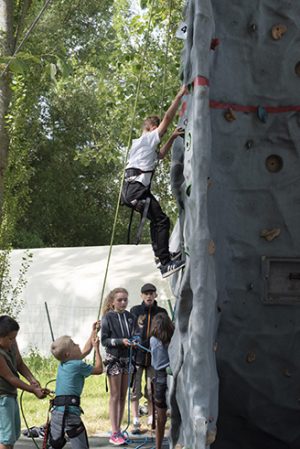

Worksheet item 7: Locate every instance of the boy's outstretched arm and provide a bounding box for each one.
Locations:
[0,355,46,398]
[157,85,187,138]
[81,320,100,358]
[91,337,103,375]
[159,127,185,160]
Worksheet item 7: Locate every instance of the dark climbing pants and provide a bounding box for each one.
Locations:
[122,181,170,265]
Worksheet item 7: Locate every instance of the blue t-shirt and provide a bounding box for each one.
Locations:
[55,359,93,415]
[150,336,169,371]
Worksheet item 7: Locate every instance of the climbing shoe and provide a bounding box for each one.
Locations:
[160,260,185,278]
[170,250,182,261]
[155,251,181,268]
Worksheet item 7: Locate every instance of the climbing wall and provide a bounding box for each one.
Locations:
[169,1,300,448]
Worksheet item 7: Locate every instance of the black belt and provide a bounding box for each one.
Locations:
[125,168,153,180]
[52,395,80,407]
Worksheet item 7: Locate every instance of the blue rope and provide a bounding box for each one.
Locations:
[121,343,154,449]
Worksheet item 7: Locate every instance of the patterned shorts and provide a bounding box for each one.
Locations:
[104,354,133,376]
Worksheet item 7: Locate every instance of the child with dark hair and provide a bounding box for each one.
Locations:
[122,86,187,278]
[150,313,174,449]
[0,315,46,449]
[101,288,136,446]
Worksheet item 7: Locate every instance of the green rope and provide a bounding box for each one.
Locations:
[96,0,158,320]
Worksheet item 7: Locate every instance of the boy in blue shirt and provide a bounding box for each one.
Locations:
[49,322,103,449]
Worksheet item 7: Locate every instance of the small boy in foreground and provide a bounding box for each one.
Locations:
[49,322,103,449]
[0,315,46,449]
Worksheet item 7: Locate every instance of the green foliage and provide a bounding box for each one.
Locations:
[0,249,32,317]
[4,0,185,248]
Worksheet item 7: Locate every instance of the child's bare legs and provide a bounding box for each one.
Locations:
[0,445,13,449]
[132,398,139,421]
[108,373,129,434]
[108,374,123,434]
[155,406,167,449]
[117,373,129,430]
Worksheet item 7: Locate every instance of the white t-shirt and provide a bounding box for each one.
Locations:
[126,129,160,186]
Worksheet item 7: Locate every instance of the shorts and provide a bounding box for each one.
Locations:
[0,395,21,445]
[153,370,168,409]
[105,354,132,376]
[131,365,154,402]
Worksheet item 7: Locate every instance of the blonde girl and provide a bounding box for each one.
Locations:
[101,288,135,446]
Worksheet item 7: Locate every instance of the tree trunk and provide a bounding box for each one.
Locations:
[0,0,13,214]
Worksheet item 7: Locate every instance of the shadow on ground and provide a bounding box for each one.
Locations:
[16,435,169,449]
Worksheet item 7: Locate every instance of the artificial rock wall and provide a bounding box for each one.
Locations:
[169,1,300,449]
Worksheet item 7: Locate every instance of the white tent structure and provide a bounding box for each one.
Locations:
[9,245,173,355]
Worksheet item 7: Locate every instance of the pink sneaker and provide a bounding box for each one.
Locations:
[109,432,127,446]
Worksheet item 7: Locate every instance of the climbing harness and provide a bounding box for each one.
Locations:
[121,168,153,244]
[44,395,88,449]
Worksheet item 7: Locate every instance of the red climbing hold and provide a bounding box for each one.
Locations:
[210,38,220,50]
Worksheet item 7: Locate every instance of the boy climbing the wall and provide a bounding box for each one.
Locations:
[49,322,103,449]
[0,315,46,449]
[122,85,187,278]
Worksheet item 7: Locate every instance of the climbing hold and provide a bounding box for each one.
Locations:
[247,282,254,291]
[176,22,188,40]
[245,140,254,150]
[210,38,220,50]
[249,23,257,32]
[260,228,281,241]
[207,178,213,188]
[186,185,191,197]
[283,368,292,378]
[295,62,300,77]
[208,240,216,255]
[271,24,287,40]
[246,351,256,363]
[257,106,268,123]
[213,342,218,352]
[206,430,217,446]
[265,154,283,173]
[224,108,236,122]
[185,132,191,151]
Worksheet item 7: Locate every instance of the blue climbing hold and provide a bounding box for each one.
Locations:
[257,106,268,123]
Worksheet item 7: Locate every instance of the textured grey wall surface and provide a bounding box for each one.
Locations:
[170,1,300,448]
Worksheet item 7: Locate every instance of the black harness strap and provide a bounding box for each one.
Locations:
[122,167,154,244]
[135,196,151,245]
[127,208,135,244]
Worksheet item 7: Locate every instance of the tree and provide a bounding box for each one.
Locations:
[2,0,185,248]
[0,0,13,213]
